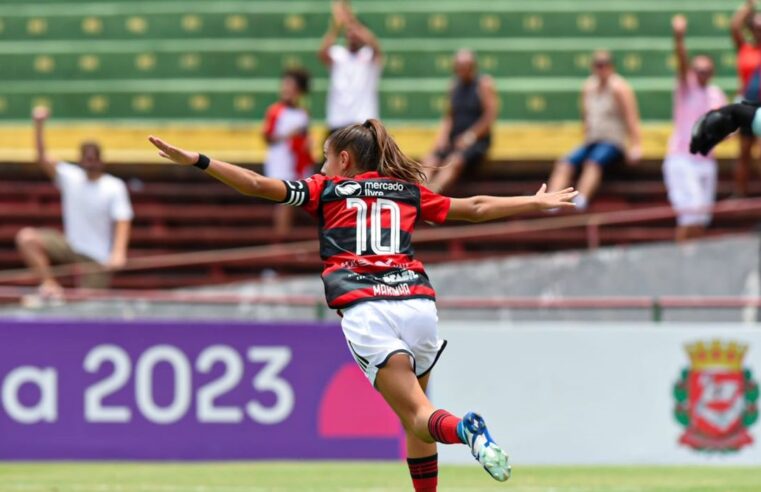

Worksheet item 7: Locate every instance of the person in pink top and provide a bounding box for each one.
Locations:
[664,15,728,242]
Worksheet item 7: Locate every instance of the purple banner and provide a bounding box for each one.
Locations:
[0,319,404,460]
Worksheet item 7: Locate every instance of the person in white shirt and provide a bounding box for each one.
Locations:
[319,0,382,134]
[15,106,134,299]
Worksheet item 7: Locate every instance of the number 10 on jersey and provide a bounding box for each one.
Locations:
[346,198,401,255]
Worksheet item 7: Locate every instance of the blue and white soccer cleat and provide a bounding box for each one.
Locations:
[457,411,511,482]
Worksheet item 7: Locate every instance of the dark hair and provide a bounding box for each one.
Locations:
[284,68,310,94]
[328,119,426,184]
[79,141,101,159]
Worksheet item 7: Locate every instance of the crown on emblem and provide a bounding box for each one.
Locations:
[686,340,747,371]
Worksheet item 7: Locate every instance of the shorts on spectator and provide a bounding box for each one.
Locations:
[37,228,110,288]
[663,154,717,227]
[565,141,624,168]
[436,139,490,168]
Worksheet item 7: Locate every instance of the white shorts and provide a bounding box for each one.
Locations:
[341,298,447,387]
[663,154,717,227]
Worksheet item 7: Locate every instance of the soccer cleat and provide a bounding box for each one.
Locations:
[457,411,511,482]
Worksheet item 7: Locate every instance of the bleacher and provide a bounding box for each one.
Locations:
[1,0,757,289]
[0,0,741,160]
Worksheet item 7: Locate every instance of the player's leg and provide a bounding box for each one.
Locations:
[405,372,438,492]
[375,356,510,482]
[14,227,64,297]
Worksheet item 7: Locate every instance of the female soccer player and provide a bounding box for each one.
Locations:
[148,120,577,490]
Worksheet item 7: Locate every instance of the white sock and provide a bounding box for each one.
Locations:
[572,194,588,211]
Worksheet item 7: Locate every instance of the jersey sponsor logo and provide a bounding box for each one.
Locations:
[380,269,419,285]
[335,181,362,197]
[363,180,406,197]
[673,340,758,452]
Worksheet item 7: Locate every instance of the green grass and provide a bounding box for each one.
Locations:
[0,462,759,492]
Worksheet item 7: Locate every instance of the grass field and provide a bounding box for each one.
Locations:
[0,463,759,492]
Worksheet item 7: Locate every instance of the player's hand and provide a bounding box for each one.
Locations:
[533,184,578,211]
[689,103,758,156]
[32,106,50,122]
[672,15,687,37]
[148,135,200,165]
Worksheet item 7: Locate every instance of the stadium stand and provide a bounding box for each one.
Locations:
[0,0,741,160]
[1,0,757,289]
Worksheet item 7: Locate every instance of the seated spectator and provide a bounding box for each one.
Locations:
[319,0,382,136]
[15,107,133,300]
[547,50,641,211]
[263,69,313,237]
[423,49,498,194]
[664,15,727,242]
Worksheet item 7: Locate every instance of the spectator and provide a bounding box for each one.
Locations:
[730,0,761,197]
[547,50,641,211]
[263,69,313,237]
[423,49,498,194]
[318,0,382,135]
[664,15,727,242]
[15,106,133,300]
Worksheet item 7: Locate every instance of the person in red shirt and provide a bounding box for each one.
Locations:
[262,69,313,237]
[731,0,761,196]
[148,119,576,490]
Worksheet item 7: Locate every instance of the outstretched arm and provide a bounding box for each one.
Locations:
[446,184,578,222]
[672,15,689,83]
[148,136,287,201]
[344,10,382,61]
[318,1,346,65]
[732,0,755,50]
[32,106,58,180]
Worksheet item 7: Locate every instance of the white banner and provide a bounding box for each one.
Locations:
[432,323,761,465]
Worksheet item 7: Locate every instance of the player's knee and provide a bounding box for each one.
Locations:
[15,227,39,248]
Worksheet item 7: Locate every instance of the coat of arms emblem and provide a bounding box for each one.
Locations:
[674,340,758,452]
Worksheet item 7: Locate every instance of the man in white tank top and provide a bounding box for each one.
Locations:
[318,1,382,133]
[547,51,642,211]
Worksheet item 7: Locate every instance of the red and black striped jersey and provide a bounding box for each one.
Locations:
[281,171,451,309]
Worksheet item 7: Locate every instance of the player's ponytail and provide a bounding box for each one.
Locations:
[328,119,426,184]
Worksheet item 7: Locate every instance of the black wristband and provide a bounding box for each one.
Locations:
[194,153,210,170]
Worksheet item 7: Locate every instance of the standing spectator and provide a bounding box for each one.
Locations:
[263,69,313,237]
[318,0,382,135]
[731,0,761,197]
[15,107,133,299]
[664,15,727,242]
[547,50,642,211]
[423,49,498,194]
